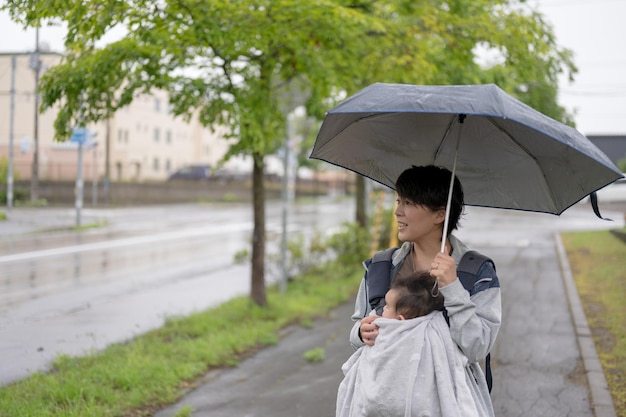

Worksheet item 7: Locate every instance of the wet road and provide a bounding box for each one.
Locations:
[0,198,355,386]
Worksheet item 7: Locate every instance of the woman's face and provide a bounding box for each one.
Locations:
[394,196,444,244]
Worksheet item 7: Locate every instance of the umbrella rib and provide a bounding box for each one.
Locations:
[433,115,457,161]
[486,117,559,210]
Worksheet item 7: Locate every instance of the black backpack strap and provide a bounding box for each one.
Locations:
[457,250,496,295]
[485,354,493,393]
[365,247,398,315]
[456,249,496,393]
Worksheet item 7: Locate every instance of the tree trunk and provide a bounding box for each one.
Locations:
[355,174,367,228]
[251,152,267,307]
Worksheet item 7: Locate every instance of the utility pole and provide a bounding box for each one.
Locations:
[29,27,41,202]
[280,112,300,294]
[279,114,293,294]
[92,142,98,207]
[104,118,111,204]
[70,127,88,227]
[7,55,16,209]
[76,140,84,227]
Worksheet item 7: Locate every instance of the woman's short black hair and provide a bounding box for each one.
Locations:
[391,271,444,319]
[395,165,464,234]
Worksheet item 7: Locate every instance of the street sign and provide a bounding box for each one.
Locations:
[70,127,88,145]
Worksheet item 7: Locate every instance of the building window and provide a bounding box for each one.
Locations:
[154,98,160,112]
[153,157,159,171]
[166,130,172,144]
[118,128,123,143]
[154,128,160,143]
[124,130,129,143]
[165,159,171,172]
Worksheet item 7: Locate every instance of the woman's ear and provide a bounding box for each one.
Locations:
[434,207,446,225]
[397,314,406,320]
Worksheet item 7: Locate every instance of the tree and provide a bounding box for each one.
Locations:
[2,0,384,306]
[338,0,577,224]
[418,0,576,124]
[3,0,576,306]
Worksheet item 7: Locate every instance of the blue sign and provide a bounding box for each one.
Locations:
[70,127,89,144]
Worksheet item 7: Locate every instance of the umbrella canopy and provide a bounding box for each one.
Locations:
[311,83,623,216]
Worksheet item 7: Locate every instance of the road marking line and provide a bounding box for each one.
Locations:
[0,222,253,263]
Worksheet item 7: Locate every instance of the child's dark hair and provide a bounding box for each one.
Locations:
[395,165,464,234]
[390,271,444,319]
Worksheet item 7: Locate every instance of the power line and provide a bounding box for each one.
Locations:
[560,90,626,97]
[536,0,626,8]
[575,60,626,67]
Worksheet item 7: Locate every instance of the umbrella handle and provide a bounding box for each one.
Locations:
[441,114,465,253]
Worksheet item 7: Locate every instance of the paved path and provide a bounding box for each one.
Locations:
[154,301,356,417]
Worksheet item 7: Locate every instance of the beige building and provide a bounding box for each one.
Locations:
[0,51,231,182]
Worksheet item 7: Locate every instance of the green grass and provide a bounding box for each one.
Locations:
[71,220,109,232]
[31,220,110,234]
[15,198,48,207]
[303,347,326,362]
[173,405,193,417]
[561,230,626,416]
[0,261,362,417]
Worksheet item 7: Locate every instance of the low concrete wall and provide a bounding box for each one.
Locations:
[11,177,352,206]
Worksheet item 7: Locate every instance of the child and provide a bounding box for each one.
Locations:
[336,272,494,417]
[381,271,444,320]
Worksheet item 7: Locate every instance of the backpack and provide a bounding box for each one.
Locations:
[365,247,495,392]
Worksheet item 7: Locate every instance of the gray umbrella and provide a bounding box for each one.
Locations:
[311,83,623,249]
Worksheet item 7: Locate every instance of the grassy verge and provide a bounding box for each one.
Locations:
[561,229,626,416]
[0,261,362,417]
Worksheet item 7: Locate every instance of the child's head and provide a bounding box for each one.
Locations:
[382,271,444,320]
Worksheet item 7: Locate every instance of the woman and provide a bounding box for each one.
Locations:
[348,165,501,414]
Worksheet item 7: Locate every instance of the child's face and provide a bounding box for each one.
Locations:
[382,289,401,319]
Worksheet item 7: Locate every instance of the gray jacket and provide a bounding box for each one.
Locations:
[349,234,501,361]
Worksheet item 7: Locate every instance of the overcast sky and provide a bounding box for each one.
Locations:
[1,0,625,135]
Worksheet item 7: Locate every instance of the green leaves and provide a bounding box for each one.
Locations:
[3,0,577,143]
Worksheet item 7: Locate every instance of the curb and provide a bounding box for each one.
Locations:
[555,233,617,417]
